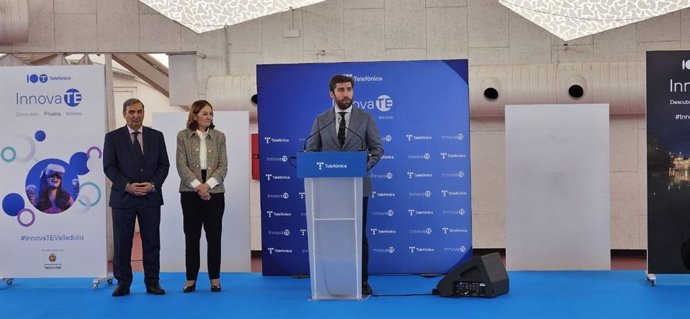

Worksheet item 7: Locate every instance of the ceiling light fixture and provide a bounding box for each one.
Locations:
[139,0,326,33]
[500,0,690,41]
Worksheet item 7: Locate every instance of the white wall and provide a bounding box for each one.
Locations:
[3,0,679,250]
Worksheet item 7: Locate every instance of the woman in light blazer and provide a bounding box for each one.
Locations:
[176,100,227,293]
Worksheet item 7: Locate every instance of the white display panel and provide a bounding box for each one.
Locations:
[505,104,610,270]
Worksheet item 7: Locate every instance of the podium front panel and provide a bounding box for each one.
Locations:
[310,219,359,299]
[304,177,363,300]
[309,178,356,219]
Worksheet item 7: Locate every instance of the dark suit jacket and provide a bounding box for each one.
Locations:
[305,107,384,196]
[103,126,170,208]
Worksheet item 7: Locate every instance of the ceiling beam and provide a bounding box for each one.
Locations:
[112,53,169,97]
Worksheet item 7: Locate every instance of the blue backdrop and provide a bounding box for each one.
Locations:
[258,60,471,275]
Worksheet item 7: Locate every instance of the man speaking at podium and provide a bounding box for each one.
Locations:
[305,74,384,295]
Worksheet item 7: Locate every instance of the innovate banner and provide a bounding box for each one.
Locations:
[258,60,471,275]
[0,66,107,278]
[647,51,690,274]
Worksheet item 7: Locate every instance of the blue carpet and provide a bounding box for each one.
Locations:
[1,271,689,318]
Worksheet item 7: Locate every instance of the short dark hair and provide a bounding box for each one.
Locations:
[329,74,354,92]
[187,100,215,130]
[122,98,144,113]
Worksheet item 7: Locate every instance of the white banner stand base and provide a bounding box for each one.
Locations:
[92,273,114,289]
[2,277,13,286]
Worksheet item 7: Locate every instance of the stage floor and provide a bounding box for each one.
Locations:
[2,270,689,318]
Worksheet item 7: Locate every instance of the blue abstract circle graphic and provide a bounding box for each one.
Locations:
[2,193,25,217]
[17,208,35,227]
[35,130,46,142]
[78,182,101,207]
[1,146,16,163]
[69,152,89,175]
[87,146,102,159]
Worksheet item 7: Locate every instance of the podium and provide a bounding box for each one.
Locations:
[297,151,367,300]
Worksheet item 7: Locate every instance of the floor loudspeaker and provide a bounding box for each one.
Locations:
[433,252,509,298]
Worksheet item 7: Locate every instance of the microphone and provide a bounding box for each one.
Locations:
[343,123,366,152]
[302,117,336,151]
[343,125,370,169]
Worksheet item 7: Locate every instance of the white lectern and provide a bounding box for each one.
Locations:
[297,151,367,300]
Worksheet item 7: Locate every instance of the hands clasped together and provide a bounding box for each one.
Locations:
[126,182,154,197]
[194,183,212,201]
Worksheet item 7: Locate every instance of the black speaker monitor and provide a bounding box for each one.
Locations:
[434,252,509,298]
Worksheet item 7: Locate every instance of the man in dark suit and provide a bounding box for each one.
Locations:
[103,98,170,297]
[305,74,384,295]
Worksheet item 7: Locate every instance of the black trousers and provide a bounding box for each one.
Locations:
[112,205,161,287]
[362,196,369,283]
[180,192,225,280]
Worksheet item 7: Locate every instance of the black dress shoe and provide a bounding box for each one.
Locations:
[362,282,373,296]
[146,283,166,295]
[182,284,196,293]
[111,284,130,297]
[210,284,221,292]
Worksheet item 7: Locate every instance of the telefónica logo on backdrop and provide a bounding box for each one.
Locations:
[263,136,290,144]
[266,248,293,255]
[408,246,435,253]
[266,210,292,218]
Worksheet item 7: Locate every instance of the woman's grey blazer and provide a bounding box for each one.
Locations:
[176,128,227,193]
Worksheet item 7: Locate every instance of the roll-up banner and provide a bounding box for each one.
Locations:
[647,51,690,274]
[0,66,107,278]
